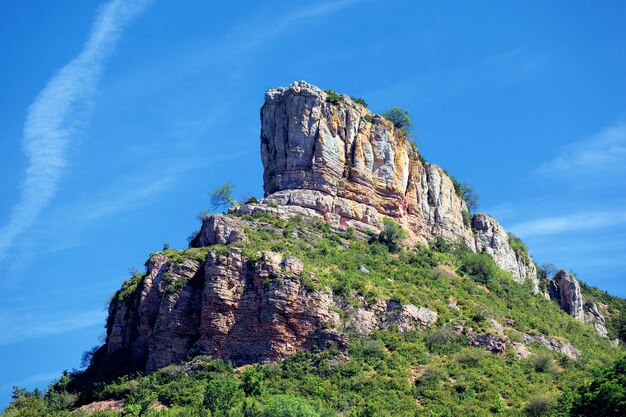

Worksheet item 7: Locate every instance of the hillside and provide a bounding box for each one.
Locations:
[3,82,625,416]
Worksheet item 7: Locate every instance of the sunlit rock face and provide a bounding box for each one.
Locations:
[260,81,475,248]
[472,213,539,292]
[548,270,609,337]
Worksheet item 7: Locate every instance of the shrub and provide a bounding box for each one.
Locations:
[376,219,406,252]
[457,250,505,287]
[261,394,319,417]
[324,90,342,105]
[204,376,242,415]
[382,107,413,133]
[508,233,530,262]
[531,354,558,374]
[426,327,467,355]
[524,394,554,416]
[351,96,368,107]
[459,182,479,212]
[569,355,626,416]
[363,114,374,123]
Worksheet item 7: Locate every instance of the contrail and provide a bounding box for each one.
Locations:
[0,0,151,264]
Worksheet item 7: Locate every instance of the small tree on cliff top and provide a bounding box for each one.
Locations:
[210,182,238,211]
[383,107,413,134]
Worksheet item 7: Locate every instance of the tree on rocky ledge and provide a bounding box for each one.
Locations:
[383,107,413,134]
[210,182,238,210]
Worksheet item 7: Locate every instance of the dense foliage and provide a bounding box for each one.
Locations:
[4,213,624,416]
[382,107,413,134]
[324,90,342,105]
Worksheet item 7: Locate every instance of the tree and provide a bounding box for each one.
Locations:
[261,395,319,417]
[383,107,413,133]
[377,219,407,252]
[459,182,479,212]
[210,182,238,211]
[541,263,557,278]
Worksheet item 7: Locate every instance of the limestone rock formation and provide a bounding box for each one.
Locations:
[472,213,539,291]
[259,81,475,248]
[338,298,437,336]
[547,270,608,337]
[254,81,539,287]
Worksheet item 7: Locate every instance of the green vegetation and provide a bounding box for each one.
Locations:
[362,114,373,123]
[350,96,367,108]
[446,171,479,212]
[382,107,413,134]
[209,182,238,211]
[112,273,143,304]
[508,233,530,263]
[374,219,406,252]
[4,212,624,416]
[324,90,342,105]
[566,355,626,416]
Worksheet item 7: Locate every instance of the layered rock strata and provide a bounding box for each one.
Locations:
[255,81,537,287]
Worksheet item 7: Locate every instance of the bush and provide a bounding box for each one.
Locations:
[204,376,241,415]
[351,96,368,107]
[376,219,406,252]
[569,355,626,416]
[382,107,413,133]
[324,90,342,105]
[459,182,479,212]
[508,233,530,262]
[458,251,502,286]
[524,394,554,416]
[426,327,467,355]
[531,355,558,374]
[261,394,319,417]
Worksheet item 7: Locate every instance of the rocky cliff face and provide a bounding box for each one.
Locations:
[260,81,476,248]
[472,214,539,292]
[548,270,608,337]
[106,246,348,372]
[256,81,537,287]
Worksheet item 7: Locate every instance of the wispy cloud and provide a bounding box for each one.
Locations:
[0,309,104,346]
[537,122,626,178]
[509,210,626,238]
[0,0,151,264]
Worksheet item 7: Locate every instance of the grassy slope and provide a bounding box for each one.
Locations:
[3,212,624,417]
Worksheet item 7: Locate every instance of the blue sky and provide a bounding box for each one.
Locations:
[1,0,625,407]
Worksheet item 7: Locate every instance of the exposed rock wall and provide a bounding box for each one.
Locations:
[106,249,345,372]
[472,213,539,292]
[260,81,475,249]
[258,81,538,287]
[548,270,608,337]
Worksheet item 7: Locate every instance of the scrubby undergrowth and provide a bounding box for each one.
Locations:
[3,213,624,417]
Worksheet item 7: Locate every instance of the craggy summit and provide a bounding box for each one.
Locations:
[92,82,615,380]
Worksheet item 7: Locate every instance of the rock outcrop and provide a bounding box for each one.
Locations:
[472,214,539,292]
[338,298,437,336]
[547,270,608,337]
[259,81,475,248]
[254,81,538,287]
[105,249,345,372]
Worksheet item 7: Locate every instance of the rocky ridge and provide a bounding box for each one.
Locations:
[94,81,612,376]
[252,81,538,289]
